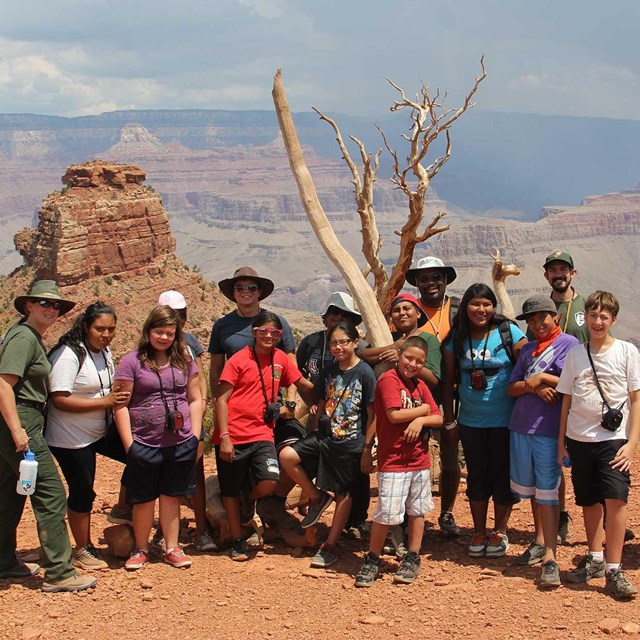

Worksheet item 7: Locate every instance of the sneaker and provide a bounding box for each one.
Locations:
[196,532,218,552]
[468,532,488,558]
[485,532,509,558]
[310,543,340,568]
[124,549,149,571]
[73,545,109,571]
[300,491,333,529]
[557,510,571,545]
[382,525,408,559]
[164,547,192,569]
[394,551,421,584]
[354,553,380,588]
[230,537,249,562]
[150,531,166,553]
[540,560,561,588]
[107,504,133,525]
[344,522,370,540]
[515,542,545,566]
[0,560,40,579]
[41,573,97,593]
[257,495,301,531]
[245,530,263,548]
[438,511,461,537]
[566,555,606,583]
[605,568,638,600]
[239,492,256,527]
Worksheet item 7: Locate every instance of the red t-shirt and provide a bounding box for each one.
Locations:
[374,368,439,472]
[216,346,301,445]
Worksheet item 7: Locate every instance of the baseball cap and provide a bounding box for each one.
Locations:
[543,251,574,269]
[515,294,558,320]
[157,290,187,309]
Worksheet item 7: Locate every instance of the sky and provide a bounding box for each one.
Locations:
[0,0,638,120]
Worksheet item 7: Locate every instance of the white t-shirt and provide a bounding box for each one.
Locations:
[45,344,115,449]
[557,340,640,443]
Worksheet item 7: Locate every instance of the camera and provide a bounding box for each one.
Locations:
[601,406,624,432]
[264,402,281,424]
[470,369,488,390]
[165,410,185,431]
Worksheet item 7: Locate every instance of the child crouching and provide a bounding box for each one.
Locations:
[356,337,443,587]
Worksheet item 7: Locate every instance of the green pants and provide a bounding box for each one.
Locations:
[0,406,75,581]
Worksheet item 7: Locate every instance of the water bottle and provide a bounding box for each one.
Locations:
[16,449,38,495]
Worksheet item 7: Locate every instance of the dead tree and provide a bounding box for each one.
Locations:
[272,60,486,346]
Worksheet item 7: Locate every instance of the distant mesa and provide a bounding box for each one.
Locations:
[14,161,176,286]
[103,123,188,157]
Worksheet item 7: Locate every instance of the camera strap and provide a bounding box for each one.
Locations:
[155,366,179,414]
[251,347,275,409]
[85,346,113,425]
[468,332,490,371]
[585,344,626,412]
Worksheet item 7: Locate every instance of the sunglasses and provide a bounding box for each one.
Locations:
[234,284,260,293]
[417,273,444,284]
[253,326,283,338]
[329,338,353,348]
[35,299,63,310]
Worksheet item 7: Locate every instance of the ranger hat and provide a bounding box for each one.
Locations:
[14,280,76,316]
[516,294,558,320]
[543,251,574,270]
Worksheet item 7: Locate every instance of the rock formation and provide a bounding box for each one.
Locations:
[14,161,176,286]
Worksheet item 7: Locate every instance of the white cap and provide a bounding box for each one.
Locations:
[157,290,187,309]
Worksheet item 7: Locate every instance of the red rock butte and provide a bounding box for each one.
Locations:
[14,161,176,286]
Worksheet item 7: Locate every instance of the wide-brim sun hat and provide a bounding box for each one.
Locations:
[321,292,362,326]
[14,280,76,316]
[405,256,457,286]
[218,267,275,302]
[389,293,428,326]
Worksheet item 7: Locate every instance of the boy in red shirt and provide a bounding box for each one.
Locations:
[356,337,443,586]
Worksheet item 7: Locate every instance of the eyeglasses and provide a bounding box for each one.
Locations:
[234,284,259,293]
[253,327,283,338]
[329,338,353,348]
[417,273,444,284]
[36,299,63,310]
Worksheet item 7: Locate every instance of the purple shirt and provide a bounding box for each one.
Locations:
[508,332,580,438]
[116,351,198,448]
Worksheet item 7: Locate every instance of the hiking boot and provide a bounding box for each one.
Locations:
[164,547,192,569]
[354,553,380,588]
[239,492,256,527]
[41,573,97,593]
[257,495,303,532]
[230,537,249,562]
[107,504,133,525]
[393,551,421,584]
[605,567,638,600]
[0,559,40,579]
[150,530,166,553]
[382,525,407,559]
[310,543,340,568]
[566,555,606,583]
[557,510,571,545]
[73,545,109,571]
[125,549,149,571]
[196,532,218,552]
[515,542,545,566]
[438,511,461,537]
[485,532,509,558]
[301,490,333,528]
[540,560,561,588]
[468,532,488,558]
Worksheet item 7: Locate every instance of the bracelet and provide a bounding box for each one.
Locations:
[219,432,231,439]
[443,421,458,431]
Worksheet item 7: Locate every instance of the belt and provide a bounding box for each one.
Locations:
[16,399,46,413]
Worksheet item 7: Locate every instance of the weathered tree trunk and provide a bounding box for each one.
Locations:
[272,70,393,346]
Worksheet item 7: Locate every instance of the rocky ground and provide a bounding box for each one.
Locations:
[1,455,639,640]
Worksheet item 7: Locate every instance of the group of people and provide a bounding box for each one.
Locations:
[0,249,638,601]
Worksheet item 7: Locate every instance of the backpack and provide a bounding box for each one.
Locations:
[498,319,516,364]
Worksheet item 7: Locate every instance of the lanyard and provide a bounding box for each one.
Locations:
[424,302,445,339]
[85,347,111,398]
[251,347,275,407]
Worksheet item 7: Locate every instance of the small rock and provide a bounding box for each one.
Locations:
[142,593,154,602]
[140,580,153,590]
[265,565,275,571]
[599,619,621,635]
[622,622,640,635]
[515,589,526,595]
[302,569,322,578]
[284,622,294,629]
[48,611,61,619]
[265,614,277,621]
[434,580,450,586]
[160,595,170,601]
[22,629,41,640]
[216,601,229,607]
[480,569,501,577]
[359,615,386,625]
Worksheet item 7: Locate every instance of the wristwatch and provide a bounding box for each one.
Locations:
[285,400,296,411]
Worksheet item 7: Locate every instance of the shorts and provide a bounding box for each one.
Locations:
[123,436,198,504]
[509,431,561,505]
[566,437,630,506]
[373,469,434,526]
[50,436,127,513]
[459,425,518,506]
[215,440,280,498]
[273,418,306,454]
[290,431,361,496]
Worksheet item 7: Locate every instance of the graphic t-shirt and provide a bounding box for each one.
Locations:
[375,368,439,472]
[115,352,198,448]
[557,340,640,443]
[313,360,376,453]
[444,322,526,428]
[46,344,116,448]
[218,346,302,445]
[508,333,579,438]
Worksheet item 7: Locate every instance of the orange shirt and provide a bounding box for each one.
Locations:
[417,297,452,343]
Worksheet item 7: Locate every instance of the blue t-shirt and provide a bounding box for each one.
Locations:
[444,322,526,428]
[508,332,579,438]
[208,310,296,358]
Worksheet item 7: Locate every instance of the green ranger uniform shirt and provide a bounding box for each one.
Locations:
[0,323,51,404]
